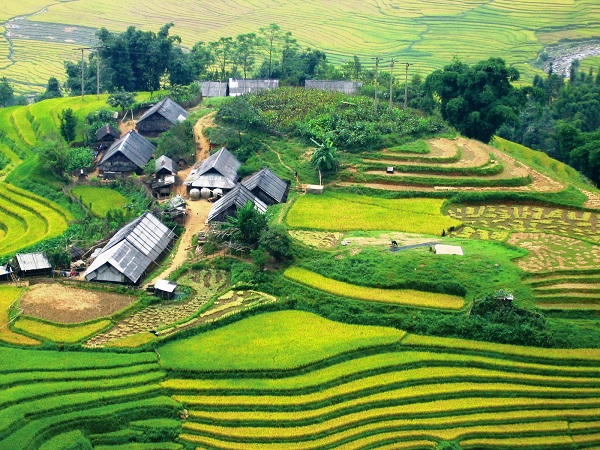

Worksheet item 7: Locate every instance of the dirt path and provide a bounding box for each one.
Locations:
[147,112,216,285]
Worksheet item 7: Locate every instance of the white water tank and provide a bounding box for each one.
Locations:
[189,188,201,200]
[200,188,211,199]
[213,188,223,197]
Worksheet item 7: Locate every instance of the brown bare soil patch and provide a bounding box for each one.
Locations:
[583,190,600,210]
[20,283,134,324]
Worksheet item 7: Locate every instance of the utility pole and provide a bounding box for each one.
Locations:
[374,56,380,113]
[389,58,395,111]
[96,49,100,99]
[400,62,412,109]
[80,47,85,101]
[75,46,101,101]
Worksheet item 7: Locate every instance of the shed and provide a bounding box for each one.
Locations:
[305,184,324,195]
[207,184,268,223]
[83,212,176,284]
[433,244,464,256]
[200,81,227,97]
[242,167,290,206]
[98,130,155,175]
[136,97,188,133]
[228,78,279,96]
[155,155,178,176]
[305,80,362,94]
[16,252,52,277]
[151,175,176,197]
[154,279,177,299]
[95,123,120,145]
[163,194,187,219]
[387,166,394,174]
[184,147,240,192]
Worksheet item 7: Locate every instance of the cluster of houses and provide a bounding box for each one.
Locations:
[200,78,362,98]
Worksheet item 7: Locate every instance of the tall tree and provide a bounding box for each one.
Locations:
[190,41,215,80]
[425,57,520,142]
[0,77,14,107]
[259,23,282,78]
[209,37,234,80]
[59,108,77,143]
[310,138,338,185]
[234,33,259,79]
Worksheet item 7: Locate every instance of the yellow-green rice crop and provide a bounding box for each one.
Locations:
[12,319,111,344]
[71,186,128,218]
[284,267,465,310]
[402,333,600,361]
[0,286,39,346]
[158,310,404,371]
[286,192,461,234]
[461,435,575,448]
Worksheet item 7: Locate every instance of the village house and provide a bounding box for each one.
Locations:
[136,97,188,134]
[98,130,155,176]
[15,252,52,277]
[305,80,363,94]
[95,123,120,148]
[151,155,178,197]
[228,78,279,96]
[184,147,240,195]
[206,184,268,223]
[83,212,175,285]
[241,167,290,206]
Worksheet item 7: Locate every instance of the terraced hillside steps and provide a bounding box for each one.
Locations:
[156,311,600,449]
[0,346,179,449]
[524,271,600,311]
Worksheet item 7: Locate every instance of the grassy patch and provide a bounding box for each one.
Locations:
[286,192,461,234]
[284,266,465,310]
[158,310,405,371]
[12,318,111,344]
[0,286,39,346]
[71,185,128,217]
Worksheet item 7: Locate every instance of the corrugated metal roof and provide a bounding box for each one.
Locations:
[155,155,177,174]
[96,123,120,141]
[190,174,237,190]
[99,130,155,169]
[200,81,227,97]
[165,194,185,210]
[155,279,177,293]
[16,252,51,271]
[305,80,362,94]
[137,97,189,125]
[185,147,240,186]
[242,167,289,203]
[207,184,268,222]
[434,244,464,256]
[228,78,279,96]
[84,212,175,283]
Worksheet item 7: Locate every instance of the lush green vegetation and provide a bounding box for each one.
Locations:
[70,186,128,218]
[159,310,405,371]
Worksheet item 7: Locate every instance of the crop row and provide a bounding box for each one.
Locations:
[283,267,465,310]
[347,171,533,188]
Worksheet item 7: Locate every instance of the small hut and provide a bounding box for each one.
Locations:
[152,155,178,197]
[16,252,52,277]
[155,155,178,177]
[136,97,188,134]
[95,123,120,147]
[184,147,240,194]
[207,184,268,223]
[154,279,177,299]
[433,244,464,256]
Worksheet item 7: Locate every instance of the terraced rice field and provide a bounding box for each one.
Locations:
[71,185,128,218]
[340,137,565,194]
[0,182,72,256]
[284,266,465,310]
[286,192,461,234]
[447,204,600,244]
[524,271,600,311]
[158,310,600,449]
[0,346,180,449]
[1,0,597,93]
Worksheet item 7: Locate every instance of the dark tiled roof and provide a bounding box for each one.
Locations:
[96,123,120,141]
[155,155,177,174]
[185,147,240,186]
[207,184,268,223]
[242,167,289,203]
[99,130,155,169]
[137,97,189,125]
[84,212,175,284]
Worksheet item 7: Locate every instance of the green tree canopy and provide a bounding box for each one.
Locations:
[0,77,14,107]
[425,57,520,142]
[59,108,77,143]
[310,138,338,185]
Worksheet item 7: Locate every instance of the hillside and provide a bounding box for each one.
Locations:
[1,0,599,92]
[0,87,598,448]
